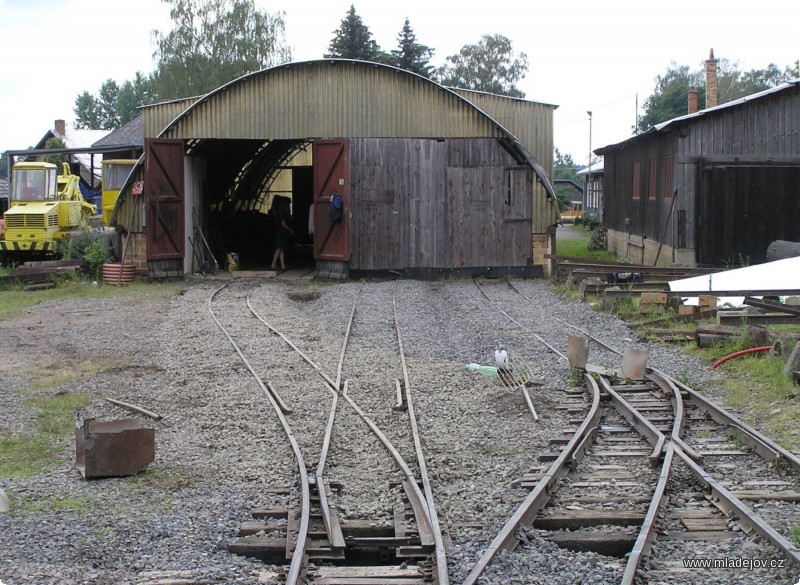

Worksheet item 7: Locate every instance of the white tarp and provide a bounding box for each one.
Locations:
[668,256,800,307]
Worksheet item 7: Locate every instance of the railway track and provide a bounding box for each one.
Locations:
[206,281,449,584]
[465,279,800,584]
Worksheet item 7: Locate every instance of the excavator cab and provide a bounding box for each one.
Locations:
[11,162,58,202]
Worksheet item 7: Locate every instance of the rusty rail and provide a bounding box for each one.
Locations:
[249,281,447,581]
[393,281,449,585]
[209,284,310,584]
[462,372,602,584]
[475,280,567,361]
[246,289,340,550]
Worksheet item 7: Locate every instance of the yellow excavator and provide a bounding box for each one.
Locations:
[0,161,97,254]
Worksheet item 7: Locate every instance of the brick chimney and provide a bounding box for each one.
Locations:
[704,49,719,109]
[688,89,699,114]
[54,119,66,137]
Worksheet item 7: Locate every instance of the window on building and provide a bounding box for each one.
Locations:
[649,159,657,200]
[664,155,674,198]
[632,162,641,200]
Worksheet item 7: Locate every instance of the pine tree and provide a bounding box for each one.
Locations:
[326,5,385,62]
[390,18,434,77]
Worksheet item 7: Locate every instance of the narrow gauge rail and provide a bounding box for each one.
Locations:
[465,279,800,584]
[207,281,449,584]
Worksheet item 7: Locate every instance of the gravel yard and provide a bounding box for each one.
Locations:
[0,276,796,585]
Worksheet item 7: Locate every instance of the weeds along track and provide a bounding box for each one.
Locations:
[207,280,448,584]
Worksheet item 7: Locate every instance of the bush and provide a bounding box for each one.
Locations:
[84,239,111,281]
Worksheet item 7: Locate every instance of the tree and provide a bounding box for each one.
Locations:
[553,148,580,211]
[390,18,434,77]
[326,4,387,62]
[635,63,703,133]
[43,137,68,168]
[116,73,153,125]
[0,151,9,180]
[436,34,528,97]
[74,91,103,130]
[636,58,799,133]
[97,79,121,128]
[150,0,292,100]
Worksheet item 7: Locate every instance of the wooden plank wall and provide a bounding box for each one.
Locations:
[349,138,535,271]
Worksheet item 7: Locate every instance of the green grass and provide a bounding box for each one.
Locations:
[0,434,60,477]
[556,225,620,262]
[0,279,183,321]
[26,391,90,435]
[0,391,90,477]
[17,358,134,395]
[9,492,93,516]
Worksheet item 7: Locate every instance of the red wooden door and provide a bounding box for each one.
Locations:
[313,139,350,261]
[145,139,185,261]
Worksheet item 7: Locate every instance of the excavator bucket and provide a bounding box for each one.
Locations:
[75,417,155,479]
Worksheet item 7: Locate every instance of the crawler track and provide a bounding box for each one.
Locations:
[207,281,449,584]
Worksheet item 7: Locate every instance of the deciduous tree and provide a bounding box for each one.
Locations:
[436,34,528,97]
[151,0,292,100]
[636,58,799,133]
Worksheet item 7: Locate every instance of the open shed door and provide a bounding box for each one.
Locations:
[145,139,185,265]
[313,139,350,261]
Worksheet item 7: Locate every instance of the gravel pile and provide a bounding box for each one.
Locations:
[0,277,797,584]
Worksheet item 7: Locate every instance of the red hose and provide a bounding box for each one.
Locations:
[711,346,772,369]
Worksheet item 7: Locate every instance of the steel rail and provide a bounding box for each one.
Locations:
[673,442,800,567]
[246,289,338,390]
[646,371,702,462]
[248,282,438,570]
[462,372,602,585]
[340,380,434,539]
[515,281,800,472]
[596,375,665,466]
[245,288,341,549]
[621,443,675,585]
[664,373,800,471]
[392,281,450,585]
[506,280,800,573]
[209,284,310,584]
[475,280,568,360]
[336,282,364,391]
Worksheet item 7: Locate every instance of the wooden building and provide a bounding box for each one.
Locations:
[112,60,559,278]
[597,79,800,267]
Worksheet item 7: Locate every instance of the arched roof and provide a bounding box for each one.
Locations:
[155,59,555,197]
[160,59,508,140]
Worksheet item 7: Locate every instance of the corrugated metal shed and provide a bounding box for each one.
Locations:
[132,59,560,276]
[153,60,515,140]
[450,88,556,174]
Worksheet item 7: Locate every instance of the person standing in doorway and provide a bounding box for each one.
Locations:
[270,202,294,271]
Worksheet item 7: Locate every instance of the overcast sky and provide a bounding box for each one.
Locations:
[1,0,797,166]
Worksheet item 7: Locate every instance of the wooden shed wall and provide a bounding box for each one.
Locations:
[675,84,800,159]
[603,132,680,247]
[349,138,535,271]
[603,83,800,265]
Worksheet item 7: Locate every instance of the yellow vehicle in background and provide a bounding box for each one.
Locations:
[101,159,136,225]
[0,161,97,254]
